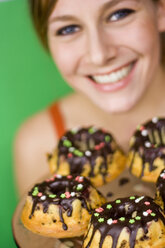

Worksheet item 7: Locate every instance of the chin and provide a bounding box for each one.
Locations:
[93,97,139,114]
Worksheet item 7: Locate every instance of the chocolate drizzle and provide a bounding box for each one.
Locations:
[28,175,95,230]
[56,127,119,178]
[129,118,165,178]
[83,196,165,248]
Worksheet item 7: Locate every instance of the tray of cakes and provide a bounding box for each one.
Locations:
[12,119,165,248]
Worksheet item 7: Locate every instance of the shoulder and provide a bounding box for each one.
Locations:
[14,93,80,155]
[14,106,63,196]
[14,107,58,173]
[15,108,56,149]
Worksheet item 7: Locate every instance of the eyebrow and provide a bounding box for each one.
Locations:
[49,15,79,24]
[100,0,139,12]
[49,0,138,24]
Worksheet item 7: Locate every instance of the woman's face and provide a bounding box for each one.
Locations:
[47,0,165,113]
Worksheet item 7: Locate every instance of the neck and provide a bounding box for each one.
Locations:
[129,64,165,117]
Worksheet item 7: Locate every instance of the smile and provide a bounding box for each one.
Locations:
[90,63,133,84]
[87,60,137,92]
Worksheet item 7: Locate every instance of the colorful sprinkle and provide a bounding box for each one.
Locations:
[49,194,56,198]
[56,174,62,179]
[63,139,72,148]
[119,217,125,222]
[105,135,111,142]
[77,184,83,191]
[116,200,121,204]
[95,144,101,150]
[68,153,73,158]
[144,202,150,206]
[79,176,84,181]
[73,149,83,157]
[135,196,144,203]
[88,127,96,134]
[60,193,66,199]
[69,147,75,152]
[98,218,104,223]
[71,127,79,134]
[37,192,42,197]
[129,219,135,224]
[71,192,76,197]
[152,117,158,123]
[85,150,92,157]
[65,192,71,198]
[106,204,112,210]
[135,216,141,220]
[140,126,145,131]
[137,124,141,130]
[151,213,156,217]
[113,220,118,224]
[32,187,39,196]
[146,209,152,214]
[67,175,72,179]
[94,213,99,217]
[160,172,165,179]
[75,176,84,182]
[40,195,46,201]
[107,219,113,225]
[141,130,148,137]
[99,142,105,148]
[130,196,136,200]
[145,141,151,148]
[143,211,148,217]
[95,207,104,213]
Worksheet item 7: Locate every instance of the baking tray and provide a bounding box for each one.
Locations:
[12,169,156,248]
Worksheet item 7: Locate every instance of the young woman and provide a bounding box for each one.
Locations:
[14,0,165,196]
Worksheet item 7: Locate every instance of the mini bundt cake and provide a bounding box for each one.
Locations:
[21,174,106,238]
[127,117,165,182]
[155,168,165,211]
[48,126,126,187]
[83,196,165,248]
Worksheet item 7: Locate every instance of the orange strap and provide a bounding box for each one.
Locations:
[49,102,66,138]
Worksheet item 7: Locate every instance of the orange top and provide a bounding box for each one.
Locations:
[48,102,66,138]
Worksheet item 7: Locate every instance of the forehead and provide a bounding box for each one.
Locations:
[49,0,138,14]
[49,0,154,21]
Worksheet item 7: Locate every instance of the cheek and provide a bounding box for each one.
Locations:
[49,40,82,78]
[118,18,160,58]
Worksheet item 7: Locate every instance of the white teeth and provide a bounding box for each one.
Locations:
[92,64,133,84]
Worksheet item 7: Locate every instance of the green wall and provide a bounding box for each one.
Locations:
[0,0,71,247]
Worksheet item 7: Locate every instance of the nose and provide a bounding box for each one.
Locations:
[86,29,117,66]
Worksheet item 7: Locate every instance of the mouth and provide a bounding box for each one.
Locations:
[88,61,137,92]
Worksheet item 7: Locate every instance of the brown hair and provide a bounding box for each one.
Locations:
[28,0,165,63]
[28,0,57,50]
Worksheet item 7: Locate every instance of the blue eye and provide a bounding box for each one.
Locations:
[56,25,80,36]
[109,9,134,22]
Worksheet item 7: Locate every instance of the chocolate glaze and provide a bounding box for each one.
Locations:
[156,169,165,209]
[119,177,130,186]
[53,127,121,179]
[129,118,165,178]
[28,175,98,230]
[106,192,113,198]
[83,196,165,248]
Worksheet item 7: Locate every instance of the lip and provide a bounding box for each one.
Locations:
[87,60,137,93]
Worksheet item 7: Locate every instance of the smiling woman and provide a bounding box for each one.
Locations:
[14,0,165,197]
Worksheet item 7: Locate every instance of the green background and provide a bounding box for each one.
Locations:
[0,0,71,247]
